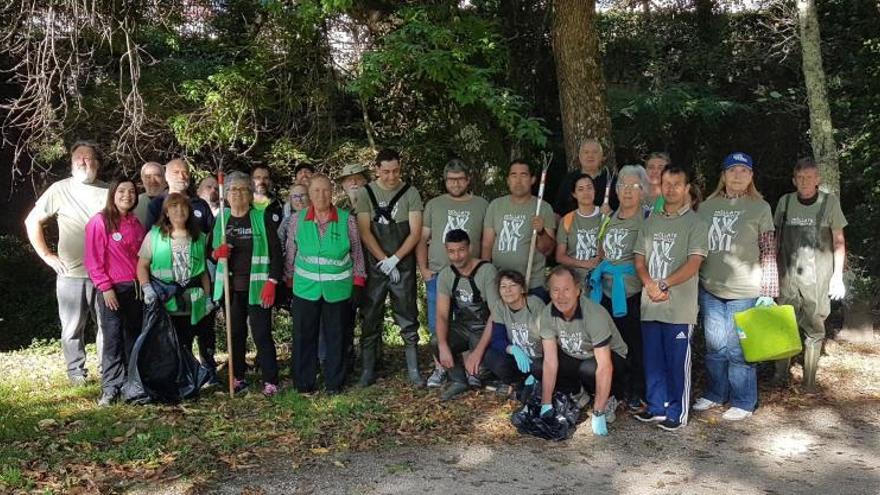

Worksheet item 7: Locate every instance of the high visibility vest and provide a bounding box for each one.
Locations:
[293,208,353,303]
[212,208,271,306]
[148,227,209,324]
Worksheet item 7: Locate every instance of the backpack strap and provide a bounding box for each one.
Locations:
[366,183,411,223]
[814,191,829,245]
[450,261,488,304]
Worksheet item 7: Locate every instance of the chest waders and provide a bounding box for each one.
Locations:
[358,183,424,387]
[774,192,831,390]
[435,262,492,386]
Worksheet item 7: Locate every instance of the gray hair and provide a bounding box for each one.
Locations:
[443,158,470,178]
[140,161,162,174]
[645,151,671,165]
[616,165,650,195]
[577,138,603,154]
[225,171,253,198]
[70,140,102,164]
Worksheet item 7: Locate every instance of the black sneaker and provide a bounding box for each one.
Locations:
[634,411,667,423]
[657,419,683,431]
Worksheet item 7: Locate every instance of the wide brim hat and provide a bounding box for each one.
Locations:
[337,163,370,181]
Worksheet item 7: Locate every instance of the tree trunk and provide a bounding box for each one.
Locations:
[551,0,614,169]
[797,0,840,194]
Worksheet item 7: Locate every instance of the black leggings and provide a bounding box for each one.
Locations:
[601,293,644,401]
[229,290,278,385]
[533,348,628,398]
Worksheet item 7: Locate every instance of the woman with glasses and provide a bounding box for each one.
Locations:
[211,172,284,396]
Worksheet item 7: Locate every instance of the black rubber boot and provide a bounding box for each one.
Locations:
[770,358,791,388]
[405,344,426,388]
[358,346,377,387]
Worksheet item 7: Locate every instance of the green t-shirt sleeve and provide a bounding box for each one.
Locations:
[541,200,557,231]
[827,194,847,230]
[405,186,424,213]
[688,216,709,257]
[437,268,453,297]
[483,199,497,231]
[588,302,614,347]
[354,187,372,217]
[479,263,500,310]
[633,224,647,256]
[758,201,775,234]
[423,198,434,232]
[537,307,557,341]
[555,218,568,247]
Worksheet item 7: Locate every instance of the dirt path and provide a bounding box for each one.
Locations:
[206,396,880,495]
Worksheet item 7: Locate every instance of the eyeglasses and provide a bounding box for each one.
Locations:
[291,194,308,200]
[228,187,250,193]
[619,184,642,191]
[445,176,468,183]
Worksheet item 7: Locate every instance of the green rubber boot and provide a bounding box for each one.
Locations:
[802,339,823,393]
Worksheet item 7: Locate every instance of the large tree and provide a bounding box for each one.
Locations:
[797,0,840,193]
[550,0,614,168]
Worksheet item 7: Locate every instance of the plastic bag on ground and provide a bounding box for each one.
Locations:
[510,380,581,441]
[123,300,210,404]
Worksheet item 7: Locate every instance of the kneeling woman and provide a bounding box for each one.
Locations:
[469,270,545,394]
[535,266,629,436]
[86,179,146,405]
[212,172,283,396]
[137,193,212,355]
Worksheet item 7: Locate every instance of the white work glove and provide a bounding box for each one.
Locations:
[389,267,401,284]
[828,274,846,301]
[142,283,157,305]
[376,255,400,276]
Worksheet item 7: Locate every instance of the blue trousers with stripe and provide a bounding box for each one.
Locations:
[642,321,692,425]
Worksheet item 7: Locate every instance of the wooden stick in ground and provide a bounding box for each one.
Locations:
[524,152,553,289]
[217,169,235,398]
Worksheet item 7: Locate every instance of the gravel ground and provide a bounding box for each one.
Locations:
[201,398,880,495]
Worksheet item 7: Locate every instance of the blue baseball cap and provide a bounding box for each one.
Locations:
[722,152,753,170]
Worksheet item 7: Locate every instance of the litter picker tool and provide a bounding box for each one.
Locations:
[216,167,235,397]
[524,152,553,290]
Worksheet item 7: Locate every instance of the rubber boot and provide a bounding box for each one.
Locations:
[405,344,426,388]
[358,346,377,387]
[802,339,822,393]
[770,358,791,388]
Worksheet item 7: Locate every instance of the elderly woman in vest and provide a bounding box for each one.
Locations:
[211,171,284,396]
[693,152,777,421]
[137,193,212,354]
[284,174,366,394]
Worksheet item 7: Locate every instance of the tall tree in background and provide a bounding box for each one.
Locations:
[551,0,614,168]
[797,0,840,193]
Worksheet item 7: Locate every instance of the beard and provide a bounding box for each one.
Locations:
[72,168,97,184]
[169,179,189,193]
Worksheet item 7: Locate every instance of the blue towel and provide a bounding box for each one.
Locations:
[589,260,635,317]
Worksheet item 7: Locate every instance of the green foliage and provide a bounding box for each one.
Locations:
[0,236,62,351]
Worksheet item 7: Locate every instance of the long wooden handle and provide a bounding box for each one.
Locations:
[217,170,235,398]
[524,164,550,289]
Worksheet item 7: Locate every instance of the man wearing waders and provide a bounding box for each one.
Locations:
[355,149,425,387]
[434,229,499,401]
[773,158,847,392]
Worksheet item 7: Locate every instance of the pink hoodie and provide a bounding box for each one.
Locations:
[84,212,146,292]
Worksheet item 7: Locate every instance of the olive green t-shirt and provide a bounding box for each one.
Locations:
[699,196,775,299]
[484,195,557,289]
[634,207,709,325]
[355,182,423,224]
[537,295,628,360]
[424,194,489,272]
[437,261,499,312]
[491,295,545,358]
[773,192,847,231]
[601,210,645,298]
[28,178,109,278]
[557,207,603,284]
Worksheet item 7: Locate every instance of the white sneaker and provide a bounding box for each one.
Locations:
[721,407,753,421]
[692,397,722,412]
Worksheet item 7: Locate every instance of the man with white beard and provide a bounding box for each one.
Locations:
[144,158,214,233]
[25,141,109,386]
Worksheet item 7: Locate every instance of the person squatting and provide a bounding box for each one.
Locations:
[27,140,847,436]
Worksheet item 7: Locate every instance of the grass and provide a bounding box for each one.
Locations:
[0,341,518,494]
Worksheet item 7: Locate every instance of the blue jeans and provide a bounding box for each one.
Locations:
[699,288,757,411]
[426,277,438,336]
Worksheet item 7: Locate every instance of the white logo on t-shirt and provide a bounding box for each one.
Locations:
[559,329,584,356]
[649,233,677,279]
[498,214,526,253]
[575,227,599,260]
[442,209,471,240]
[603,227,629,261]
[708,210,742,252]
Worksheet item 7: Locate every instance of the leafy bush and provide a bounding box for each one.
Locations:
[0,236,62,350]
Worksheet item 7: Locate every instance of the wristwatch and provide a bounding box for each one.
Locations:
[593,409,605,417]
[658,279,670,292]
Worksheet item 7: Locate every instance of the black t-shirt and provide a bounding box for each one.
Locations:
[227,214,254,292]
[553,168,619,215]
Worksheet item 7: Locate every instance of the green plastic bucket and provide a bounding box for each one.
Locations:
[734,304,802,363]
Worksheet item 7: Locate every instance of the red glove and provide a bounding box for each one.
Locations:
[260,279,277,308]
[212,243,231,261]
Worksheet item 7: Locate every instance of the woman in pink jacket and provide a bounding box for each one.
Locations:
[85,179,146,406]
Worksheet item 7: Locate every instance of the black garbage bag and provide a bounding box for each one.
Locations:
[510,380,581,441]
[123,299,210,405]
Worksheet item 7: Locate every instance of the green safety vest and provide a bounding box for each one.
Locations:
[148,227,209,325]
[293,208,354,303]
[212,208,271,305]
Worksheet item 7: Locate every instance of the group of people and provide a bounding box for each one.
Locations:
[26,139,846,436]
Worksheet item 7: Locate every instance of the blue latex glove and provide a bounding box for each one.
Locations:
[592,413,608,436]
[540,404,553,417]
[524,375,536,386]
[510,345,531,373]
[755,296,776,307]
